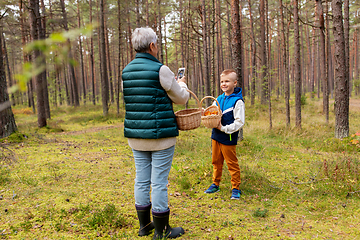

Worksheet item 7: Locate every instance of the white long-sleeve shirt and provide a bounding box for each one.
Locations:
[213,99,245,134]
[127,65,189,151]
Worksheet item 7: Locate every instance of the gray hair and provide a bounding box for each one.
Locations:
[131,27,157,53]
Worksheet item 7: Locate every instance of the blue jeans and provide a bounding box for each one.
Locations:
[132,145,175,212]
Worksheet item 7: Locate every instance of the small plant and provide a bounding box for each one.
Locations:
[349,130,360,148]
[253,208,268,218]
[301,95,307,106]
[20,220,32,231]
[2,132,27,143]
[87,204,126,231]
[0,166,11,185]
[180,176,191,190]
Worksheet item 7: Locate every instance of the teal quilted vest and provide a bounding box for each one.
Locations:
[122,53,179,139]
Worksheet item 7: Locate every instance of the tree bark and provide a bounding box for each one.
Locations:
[201,0,211,103]
[158,0,164,63]
[294,0,301,128]
[77,0,86,105]
[248,0,256,105]
[29,0,47,127]
[117,0,122,115]
[60,0,79,107]
[231,0,242,89]
[316,0,329,123]
[280,0,290,126]
[0,31,17,138]
[332,0,349,138]
[325,1,333,98]
[40,0,50,119]
[344,0,349,96]
[89,0,96,105]
[231,0,245,136]
[260,0,268,105]
[100,0,109,116]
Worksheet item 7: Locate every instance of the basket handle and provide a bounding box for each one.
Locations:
[200,96,222,115]
[186,89,201,109]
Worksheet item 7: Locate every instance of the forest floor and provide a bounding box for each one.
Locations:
[1,95,360,239]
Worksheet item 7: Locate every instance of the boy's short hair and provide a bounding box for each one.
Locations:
[220,69,237,79]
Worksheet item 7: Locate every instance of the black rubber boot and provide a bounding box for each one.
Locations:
[135,203,155,236]
[152,209,185,239]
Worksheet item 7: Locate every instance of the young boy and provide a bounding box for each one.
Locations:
[204,69,245,200]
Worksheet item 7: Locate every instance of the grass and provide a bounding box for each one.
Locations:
[1,95,360,239]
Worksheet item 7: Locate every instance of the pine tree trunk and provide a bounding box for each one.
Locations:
[354,30,358,95]
[305,25,312,96]
[201,0,211,103]
[60,0,79,107]
[89,0,96,105]
[216,0,224,95]
[344,0,349,96]
[117,0,122,115]
[1,32,16,107]
[158,0,164,63]
[226,4,232,68]
[280,0,290,126]
[40,0,50,119]
[77,0,86,105]
[231,0,245,136]
[294,0,301,128]
[105,24,114,103]
[100,0,109,116]
[332,0,349,138]
[260,0,268,105]
[29,0,46,127]
[316,0,329,123]
[0,32,17,138]
[248,0,256,105]
[325,1,334,98]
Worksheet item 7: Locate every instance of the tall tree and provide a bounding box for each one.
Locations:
[248,0,256,105]
[89,0,96,105]
[29,0,47,128]
[231,0,242,88]
[60,0,80,107]
[0,26,17,138]
[40,0,50,119]
[158,0,164,63]
[294,0,301,128]
[201,0,211,103]
[231,0,245,136]
[316,0,329,122]
[259,0,268,104]
[99,0,109,116]
[332,0,349,138]
[77,0,86,105]
[280,0,290,126]
[343,0,349,95]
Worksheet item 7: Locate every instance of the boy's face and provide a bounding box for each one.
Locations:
[220,72,237,96]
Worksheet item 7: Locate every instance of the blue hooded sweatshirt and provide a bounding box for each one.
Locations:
[211,87,244,145]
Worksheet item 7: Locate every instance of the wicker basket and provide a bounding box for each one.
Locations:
[175,90,201,130]
[200,96,222,129]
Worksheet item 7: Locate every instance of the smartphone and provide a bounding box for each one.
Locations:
[177,68,186,79]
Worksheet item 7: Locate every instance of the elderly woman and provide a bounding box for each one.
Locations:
[122,27,188,239]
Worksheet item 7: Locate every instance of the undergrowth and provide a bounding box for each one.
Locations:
[1,96,360,239]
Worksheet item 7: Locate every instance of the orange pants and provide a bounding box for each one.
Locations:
[211,139,241,189]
